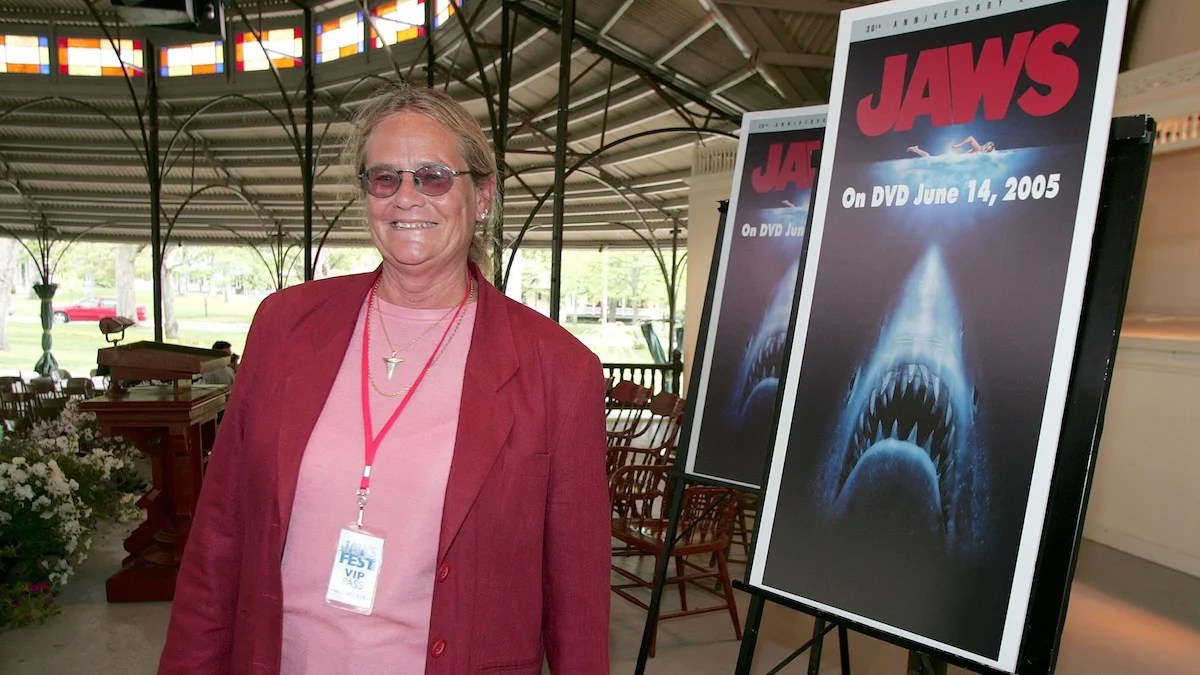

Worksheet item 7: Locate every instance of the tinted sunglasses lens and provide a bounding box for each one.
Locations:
[364,169,399,198]
[413,165,455,196]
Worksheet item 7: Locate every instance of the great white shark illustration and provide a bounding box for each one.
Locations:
[728,260,800,428]
[817,247,987,556]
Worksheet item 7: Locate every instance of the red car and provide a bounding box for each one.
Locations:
[52,298,147,324]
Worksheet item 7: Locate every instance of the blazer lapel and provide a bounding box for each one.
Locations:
[276,272,377,533]
[438,270,518,561]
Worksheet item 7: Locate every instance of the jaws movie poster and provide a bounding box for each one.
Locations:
[684,107,825,489]
[748,0,1127,671]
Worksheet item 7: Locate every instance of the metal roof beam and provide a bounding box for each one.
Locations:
[509,0,742,123]
[755,50,835,70]
[714,0,863,15]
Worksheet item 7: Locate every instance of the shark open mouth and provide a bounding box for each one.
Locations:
[818,248,986,555]
[728,259,801,429]
[733,328,787,421]
[837,362,958,528]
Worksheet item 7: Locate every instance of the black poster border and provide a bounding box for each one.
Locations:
[734,116,1155,675]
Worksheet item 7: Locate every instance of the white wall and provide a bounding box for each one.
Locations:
[1126,0,1200,68]
[1124,150,1200,316]
[682,158,734,384]
[1078,1,1200,577]
[1085,339,1200,577]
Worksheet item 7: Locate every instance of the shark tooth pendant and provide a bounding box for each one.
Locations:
[384,353,403,379]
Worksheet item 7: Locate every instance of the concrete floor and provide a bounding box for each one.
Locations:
[2,521,1199,674]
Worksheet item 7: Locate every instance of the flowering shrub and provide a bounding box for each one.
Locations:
[28,401,145,523]
[0,400,146,628]
[0,455,90,627]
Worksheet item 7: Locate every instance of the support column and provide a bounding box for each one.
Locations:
[549,0,575,321]
[147,41,164,342]
[425,0,436,86]
[495,1,512,288]
[303,7,316,281]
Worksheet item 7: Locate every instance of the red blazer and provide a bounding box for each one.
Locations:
[159,266,611,674]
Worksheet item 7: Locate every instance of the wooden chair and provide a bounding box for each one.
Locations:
[605,392,686,478]
[32,395,68,422]
[27,376,57,404]
[712,491,758,567]
[63,377,96,401]
[609,465,743,656]
[605,380,652,445]
[0,377,30,431]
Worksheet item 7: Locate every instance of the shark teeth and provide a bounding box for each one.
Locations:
[733,329,787,415]
[837,362,962,527]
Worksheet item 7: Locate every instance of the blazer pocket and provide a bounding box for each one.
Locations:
[503,451,550,478]
[477,654,543,673]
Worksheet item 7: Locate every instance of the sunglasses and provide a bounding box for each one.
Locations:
[359,163,473,198]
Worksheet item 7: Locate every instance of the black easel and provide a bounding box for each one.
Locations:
[731,581,851,675]
[730,115,1155,675]
[632,201,739,673]
[634,145,836,674]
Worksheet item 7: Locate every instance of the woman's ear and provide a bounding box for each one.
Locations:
[476,176,497,220]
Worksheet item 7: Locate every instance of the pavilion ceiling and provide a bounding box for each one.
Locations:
[0,0,1145,263]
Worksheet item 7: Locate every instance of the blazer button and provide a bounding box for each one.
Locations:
[431,638,446,657]
[437,562,451,582]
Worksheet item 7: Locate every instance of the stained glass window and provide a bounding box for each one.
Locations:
[370,0,457,48]
[235,28,302,72]
[316,11,364,64]
[57,37,143,77]
[0,34,50,75]
[160,41,224,77]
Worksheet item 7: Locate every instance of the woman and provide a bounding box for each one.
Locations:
[159,83,611,674]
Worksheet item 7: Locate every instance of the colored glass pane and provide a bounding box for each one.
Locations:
[159,40,224,77]
[316,11,363,64]
[57,36,143,76]
[371,0,458,47]
[0,34,50,75]
[236,28,302,72]
[370,0,422,47]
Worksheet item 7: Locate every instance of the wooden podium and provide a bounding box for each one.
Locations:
[82,342,230,602]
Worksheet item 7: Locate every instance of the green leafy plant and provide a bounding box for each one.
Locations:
[0,400,146,628]
[0,455,90,628]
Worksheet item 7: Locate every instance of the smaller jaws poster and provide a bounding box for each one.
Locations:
[684,107,826,489]
[748,0,1128,672]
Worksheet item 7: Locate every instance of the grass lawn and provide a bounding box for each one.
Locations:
[0,291,266,377]
[0,291,661,376]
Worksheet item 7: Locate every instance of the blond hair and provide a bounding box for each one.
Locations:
[346,82,496,270]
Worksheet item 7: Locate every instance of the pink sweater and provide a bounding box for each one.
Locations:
[280,295,477,673]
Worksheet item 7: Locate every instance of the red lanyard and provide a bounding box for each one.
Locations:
[358,278,470,498]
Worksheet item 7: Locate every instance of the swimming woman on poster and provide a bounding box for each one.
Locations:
[907,136,996,157]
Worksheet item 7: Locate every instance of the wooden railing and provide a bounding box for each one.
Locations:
[602,359,683,397]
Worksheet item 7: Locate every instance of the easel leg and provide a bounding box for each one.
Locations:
[734,593,766,675]
[907,651,947,675]
[807,618,826,675]
[838,625,851,674]
[635,479,687,674]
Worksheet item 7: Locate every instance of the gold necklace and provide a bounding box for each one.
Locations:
[366,280,476,398]
[374,284,459,380]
